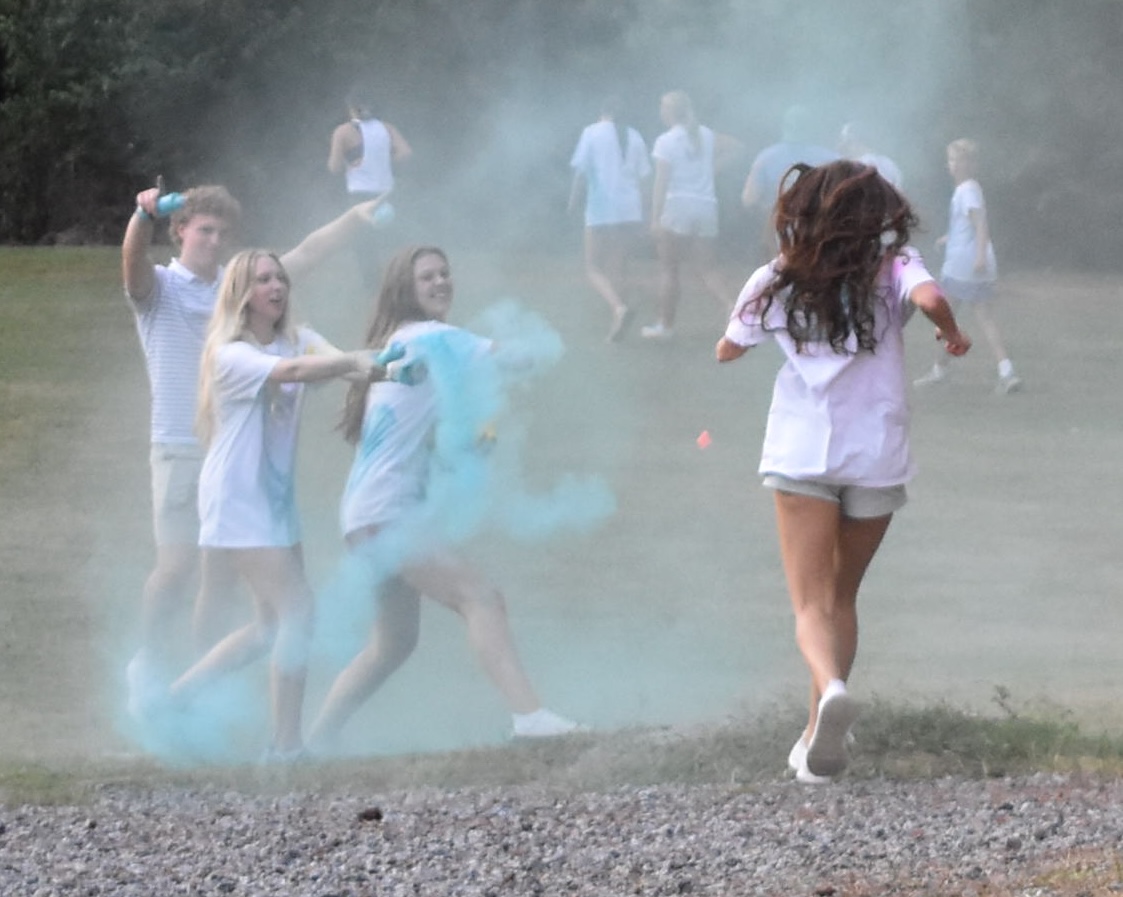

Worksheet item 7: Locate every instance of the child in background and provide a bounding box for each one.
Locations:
[308,245,583,750]
[716,161,970,783]
[915,138,1021,393]
[166,250,382,761]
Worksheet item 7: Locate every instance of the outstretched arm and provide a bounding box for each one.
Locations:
[269,349,379,384]
[911,281,971,356]
[122,187,161,302]
[279,196,389,282]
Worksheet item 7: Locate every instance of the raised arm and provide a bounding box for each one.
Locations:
[122,187,161,301]
[910,281,971,356]
[279,197,388,282]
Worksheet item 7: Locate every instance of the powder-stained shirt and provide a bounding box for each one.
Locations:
[198,326,328,548]
[340,320,492,538]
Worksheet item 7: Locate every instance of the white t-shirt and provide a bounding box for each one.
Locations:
[652,124,717,203]
[570,120,651,227]
[723,248,936,486]
[129,259,221,445]
[346,118,394,196]
[198,326,328,548]
[857,152,903,190]
[941,179,997,283]
[340,320,492,537]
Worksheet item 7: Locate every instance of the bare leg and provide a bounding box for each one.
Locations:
[970,303,1010,365]
[192,549,245,657]
[139,542,197,664]
[308,576,421,749]
[692,237,735,315]
[172,547,314,753]
[584,227,628,316]
[772,492,891,739]
[652,229,683,329]
[402,551,540,713]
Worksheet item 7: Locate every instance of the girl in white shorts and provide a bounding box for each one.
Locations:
[716,160,972,783]
[643,90,743,340]
[308,245,582,749]
[166,249,380,761]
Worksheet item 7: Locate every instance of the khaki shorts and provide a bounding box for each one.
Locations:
[763,473,907,519]
[150,444,203,545]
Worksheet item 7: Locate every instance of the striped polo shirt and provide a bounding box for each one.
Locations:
[129,259,221,445]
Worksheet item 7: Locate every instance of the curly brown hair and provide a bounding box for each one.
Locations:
[753,159,918,354]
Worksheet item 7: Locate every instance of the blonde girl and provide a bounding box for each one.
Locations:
[169,249,379,760]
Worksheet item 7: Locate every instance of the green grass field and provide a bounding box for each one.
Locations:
[2,245,1123,807]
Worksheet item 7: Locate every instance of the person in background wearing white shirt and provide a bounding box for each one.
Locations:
[327,87,413,292]
[166,249,383,761]
[123,184,393,721]
[838,121,903,190]
[914,138,1022,393]
[642,90,742,340]
[308,245,584,750]
[568,96,652,342]
[716,161,970,784]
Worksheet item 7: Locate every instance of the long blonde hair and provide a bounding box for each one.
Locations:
[196,249,296,445]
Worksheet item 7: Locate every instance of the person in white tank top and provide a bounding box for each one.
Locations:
[328,87,413,292]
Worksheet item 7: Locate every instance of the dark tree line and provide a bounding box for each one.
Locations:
[2,0,1122,269]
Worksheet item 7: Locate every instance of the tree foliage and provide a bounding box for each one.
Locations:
[1,0,1121,268]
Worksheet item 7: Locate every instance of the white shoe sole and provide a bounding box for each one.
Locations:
[806,692,859,777]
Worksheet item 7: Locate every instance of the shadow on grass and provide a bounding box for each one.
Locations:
[4,690,1123,806]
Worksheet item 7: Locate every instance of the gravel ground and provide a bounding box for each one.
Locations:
[2,773,1122,896]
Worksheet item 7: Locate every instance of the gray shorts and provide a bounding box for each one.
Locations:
[762,473,907,519]
[150,443,203,545]
[942,277,995,304]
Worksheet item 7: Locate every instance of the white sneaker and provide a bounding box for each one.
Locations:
[640,322,674,341]
[787,736,832,784]
[806,688,859,777]
[913,364,947,387]
[511,708,588,738]
[997,373,1023,394]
